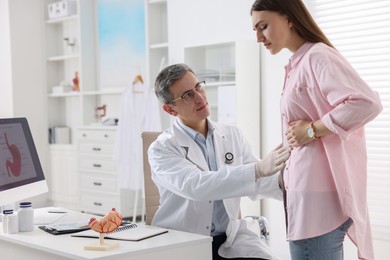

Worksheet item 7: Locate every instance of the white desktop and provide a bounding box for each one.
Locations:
[0,208,212,260]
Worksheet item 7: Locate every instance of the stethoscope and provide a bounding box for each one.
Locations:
[225,152,234,164]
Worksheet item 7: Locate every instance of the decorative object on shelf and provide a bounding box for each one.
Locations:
[52,81,72,95]
[72,71,79,91]
[48,0,77,20]
[63,37,76,54]
[102,117,118,126]
[48,126,70,144]
[95,104,107,122]
[84,208,122,251]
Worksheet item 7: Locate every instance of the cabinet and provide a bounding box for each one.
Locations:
[184,41,261,157]
[43,0,122,144]
[77,127,142,217]
[49,145,79,210]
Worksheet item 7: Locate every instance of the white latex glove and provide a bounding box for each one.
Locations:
[255,144,291,179]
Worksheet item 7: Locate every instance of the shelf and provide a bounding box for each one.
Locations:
[149,0,167,4]
[77,125,118,130]
[150,42,169,49]
[45,15,78,24]
[49,143,76,149]
[47,54,79,61]
[205,81,236,88]
[82,88,125,96]
[48,92,80,98]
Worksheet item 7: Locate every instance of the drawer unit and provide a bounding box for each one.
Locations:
[79,143,115,154]
[81,193,121,215]
[77,127,141,218]
[80,174,118,193]
[79,156,117,172]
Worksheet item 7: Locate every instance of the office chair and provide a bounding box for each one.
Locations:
[141,131,270,239]
[141,131,162,225]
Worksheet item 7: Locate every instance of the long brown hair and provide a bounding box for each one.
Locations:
[251,0,334,48]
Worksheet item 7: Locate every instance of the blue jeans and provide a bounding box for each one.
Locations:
[289,218,353,260]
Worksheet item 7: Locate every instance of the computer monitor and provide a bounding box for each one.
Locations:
[0,117,48,207]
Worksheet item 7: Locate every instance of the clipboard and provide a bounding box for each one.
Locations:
[39,221,90,235]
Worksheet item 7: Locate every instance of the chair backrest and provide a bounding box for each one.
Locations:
[142,131,162,225]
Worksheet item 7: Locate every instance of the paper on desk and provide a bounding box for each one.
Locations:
[45,221,89,231]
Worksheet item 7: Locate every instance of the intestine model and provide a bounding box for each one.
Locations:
[84,208,123,251]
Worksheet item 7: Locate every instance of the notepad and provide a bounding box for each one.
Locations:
[71,224,168,241]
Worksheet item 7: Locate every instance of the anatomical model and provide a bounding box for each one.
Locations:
[84,208,123,250]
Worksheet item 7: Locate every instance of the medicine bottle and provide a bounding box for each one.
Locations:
[18,201,34,232]
[2,210,11,233]
[3,209,18,234]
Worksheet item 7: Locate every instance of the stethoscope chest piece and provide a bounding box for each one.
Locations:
[225,152,234,164]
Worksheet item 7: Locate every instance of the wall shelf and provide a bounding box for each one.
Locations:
[47,54,79,61]
[45,15,78,24]
[150,42,169,49]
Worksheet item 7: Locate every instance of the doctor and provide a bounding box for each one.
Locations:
[148,63,291,260]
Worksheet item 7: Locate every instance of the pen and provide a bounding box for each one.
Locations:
[47,210,67,213]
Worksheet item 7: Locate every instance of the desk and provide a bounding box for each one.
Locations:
[0,209,212,260]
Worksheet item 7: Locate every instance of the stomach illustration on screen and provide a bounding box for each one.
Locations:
[4,132,22,177]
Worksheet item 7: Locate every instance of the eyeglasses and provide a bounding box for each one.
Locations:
[169,81,206,105]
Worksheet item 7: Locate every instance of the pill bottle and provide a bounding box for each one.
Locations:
[18,202,34,232]
[3,209,18,234]
[2,209,11,233]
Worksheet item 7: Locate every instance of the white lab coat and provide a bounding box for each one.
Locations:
[114,82,161,191]
[148,119,282,259]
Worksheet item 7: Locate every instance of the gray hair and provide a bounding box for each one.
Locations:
[154,63,196,104]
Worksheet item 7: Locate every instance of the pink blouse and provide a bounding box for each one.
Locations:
[281,42,382,260]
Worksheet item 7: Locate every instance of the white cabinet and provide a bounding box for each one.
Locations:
[77,127,142,217]
[184,41,261,157]
[44,0,122,145]
[49,145,79,210]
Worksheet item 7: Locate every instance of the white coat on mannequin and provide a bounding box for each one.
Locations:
[148,119,282,259]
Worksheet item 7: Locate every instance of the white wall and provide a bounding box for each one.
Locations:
[0,0,49,207]
[0,0,13,116]
[168,0,255,63]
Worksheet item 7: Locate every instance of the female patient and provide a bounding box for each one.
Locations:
[250,0,382,259]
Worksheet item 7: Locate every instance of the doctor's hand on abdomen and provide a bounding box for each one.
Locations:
[255,144,291,179]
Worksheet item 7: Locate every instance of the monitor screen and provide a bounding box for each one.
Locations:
[0,117,48,206]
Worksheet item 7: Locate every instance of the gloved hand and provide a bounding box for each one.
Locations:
[255,144,291,179]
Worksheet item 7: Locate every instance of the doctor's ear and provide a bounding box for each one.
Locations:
[163,103,178,116]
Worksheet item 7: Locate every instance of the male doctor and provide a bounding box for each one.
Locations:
[148,63,291,260]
